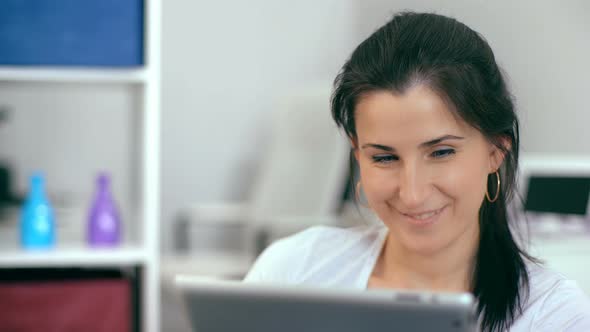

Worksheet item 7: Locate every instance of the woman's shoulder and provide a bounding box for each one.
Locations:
[526,262,589,304]
[243,224,386,285]
[514,262,590,331]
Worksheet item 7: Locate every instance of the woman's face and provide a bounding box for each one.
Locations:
[354,85,504,255]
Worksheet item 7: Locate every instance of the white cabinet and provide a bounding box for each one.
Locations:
[0,1,161,331]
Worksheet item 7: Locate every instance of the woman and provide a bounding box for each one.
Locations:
[244,12,590,331]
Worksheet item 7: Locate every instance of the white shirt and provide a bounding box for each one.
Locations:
[244,224,590,331]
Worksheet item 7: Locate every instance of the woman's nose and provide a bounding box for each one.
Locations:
[398,164,430,210]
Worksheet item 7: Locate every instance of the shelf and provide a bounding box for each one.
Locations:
[0,245,148,268]
[0,66,149,83]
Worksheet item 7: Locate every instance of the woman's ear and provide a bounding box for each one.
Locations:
[489,136,511,172]
[350,138,360,161]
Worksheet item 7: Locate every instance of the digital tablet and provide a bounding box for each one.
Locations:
[175,276,478,332]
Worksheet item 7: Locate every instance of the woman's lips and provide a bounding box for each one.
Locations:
[401,205,447,226]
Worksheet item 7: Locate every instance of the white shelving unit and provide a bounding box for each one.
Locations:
[0,245,148,268]
[0,1,161,331]
[0,67,148,83]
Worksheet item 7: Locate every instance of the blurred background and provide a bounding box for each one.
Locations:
[0,0,589,332]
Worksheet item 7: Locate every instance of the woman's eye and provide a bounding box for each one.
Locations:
[372,155,398,164]
[431,148,455,159]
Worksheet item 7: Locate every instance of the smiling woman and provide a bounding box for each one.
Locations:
[354,86,491,257]
[244,11,590,332]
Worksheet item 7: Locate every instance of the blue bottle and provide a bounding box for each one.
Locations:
[20,173,55,249]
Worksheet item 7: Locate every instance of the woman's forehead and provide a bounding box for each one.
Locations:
[354,87,476,144]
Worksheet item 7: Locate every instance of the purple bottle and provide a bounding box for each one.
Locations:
[87,173,121,247]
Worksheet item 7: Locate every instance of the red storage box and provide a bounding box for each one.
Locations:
[0,279,131,332]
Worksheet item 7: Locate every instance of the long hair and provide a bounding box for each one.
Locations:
[331,12,536,332]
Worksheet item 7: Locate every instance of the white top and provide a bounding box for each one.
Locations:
[244,225,590,331]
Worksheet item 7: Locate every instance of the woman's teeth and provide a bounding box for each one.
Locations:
[405,207,444,220]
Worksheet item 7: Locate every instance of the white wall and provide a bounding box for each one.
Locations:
[161,0,359,250]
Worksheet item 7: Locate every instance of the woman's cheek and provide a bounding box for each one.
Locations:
[438,160,487,210]
[361,166,396,206]
[432,164,463,197]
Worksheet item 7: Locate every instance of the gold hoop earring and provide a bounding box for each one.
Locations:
[486,171,501,203]
[355,181,370,208]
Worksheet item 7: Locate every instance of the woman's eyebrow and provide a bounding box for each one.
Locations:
[361,143,394,151]
[420,134,464,148]
[361,135,465,151]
